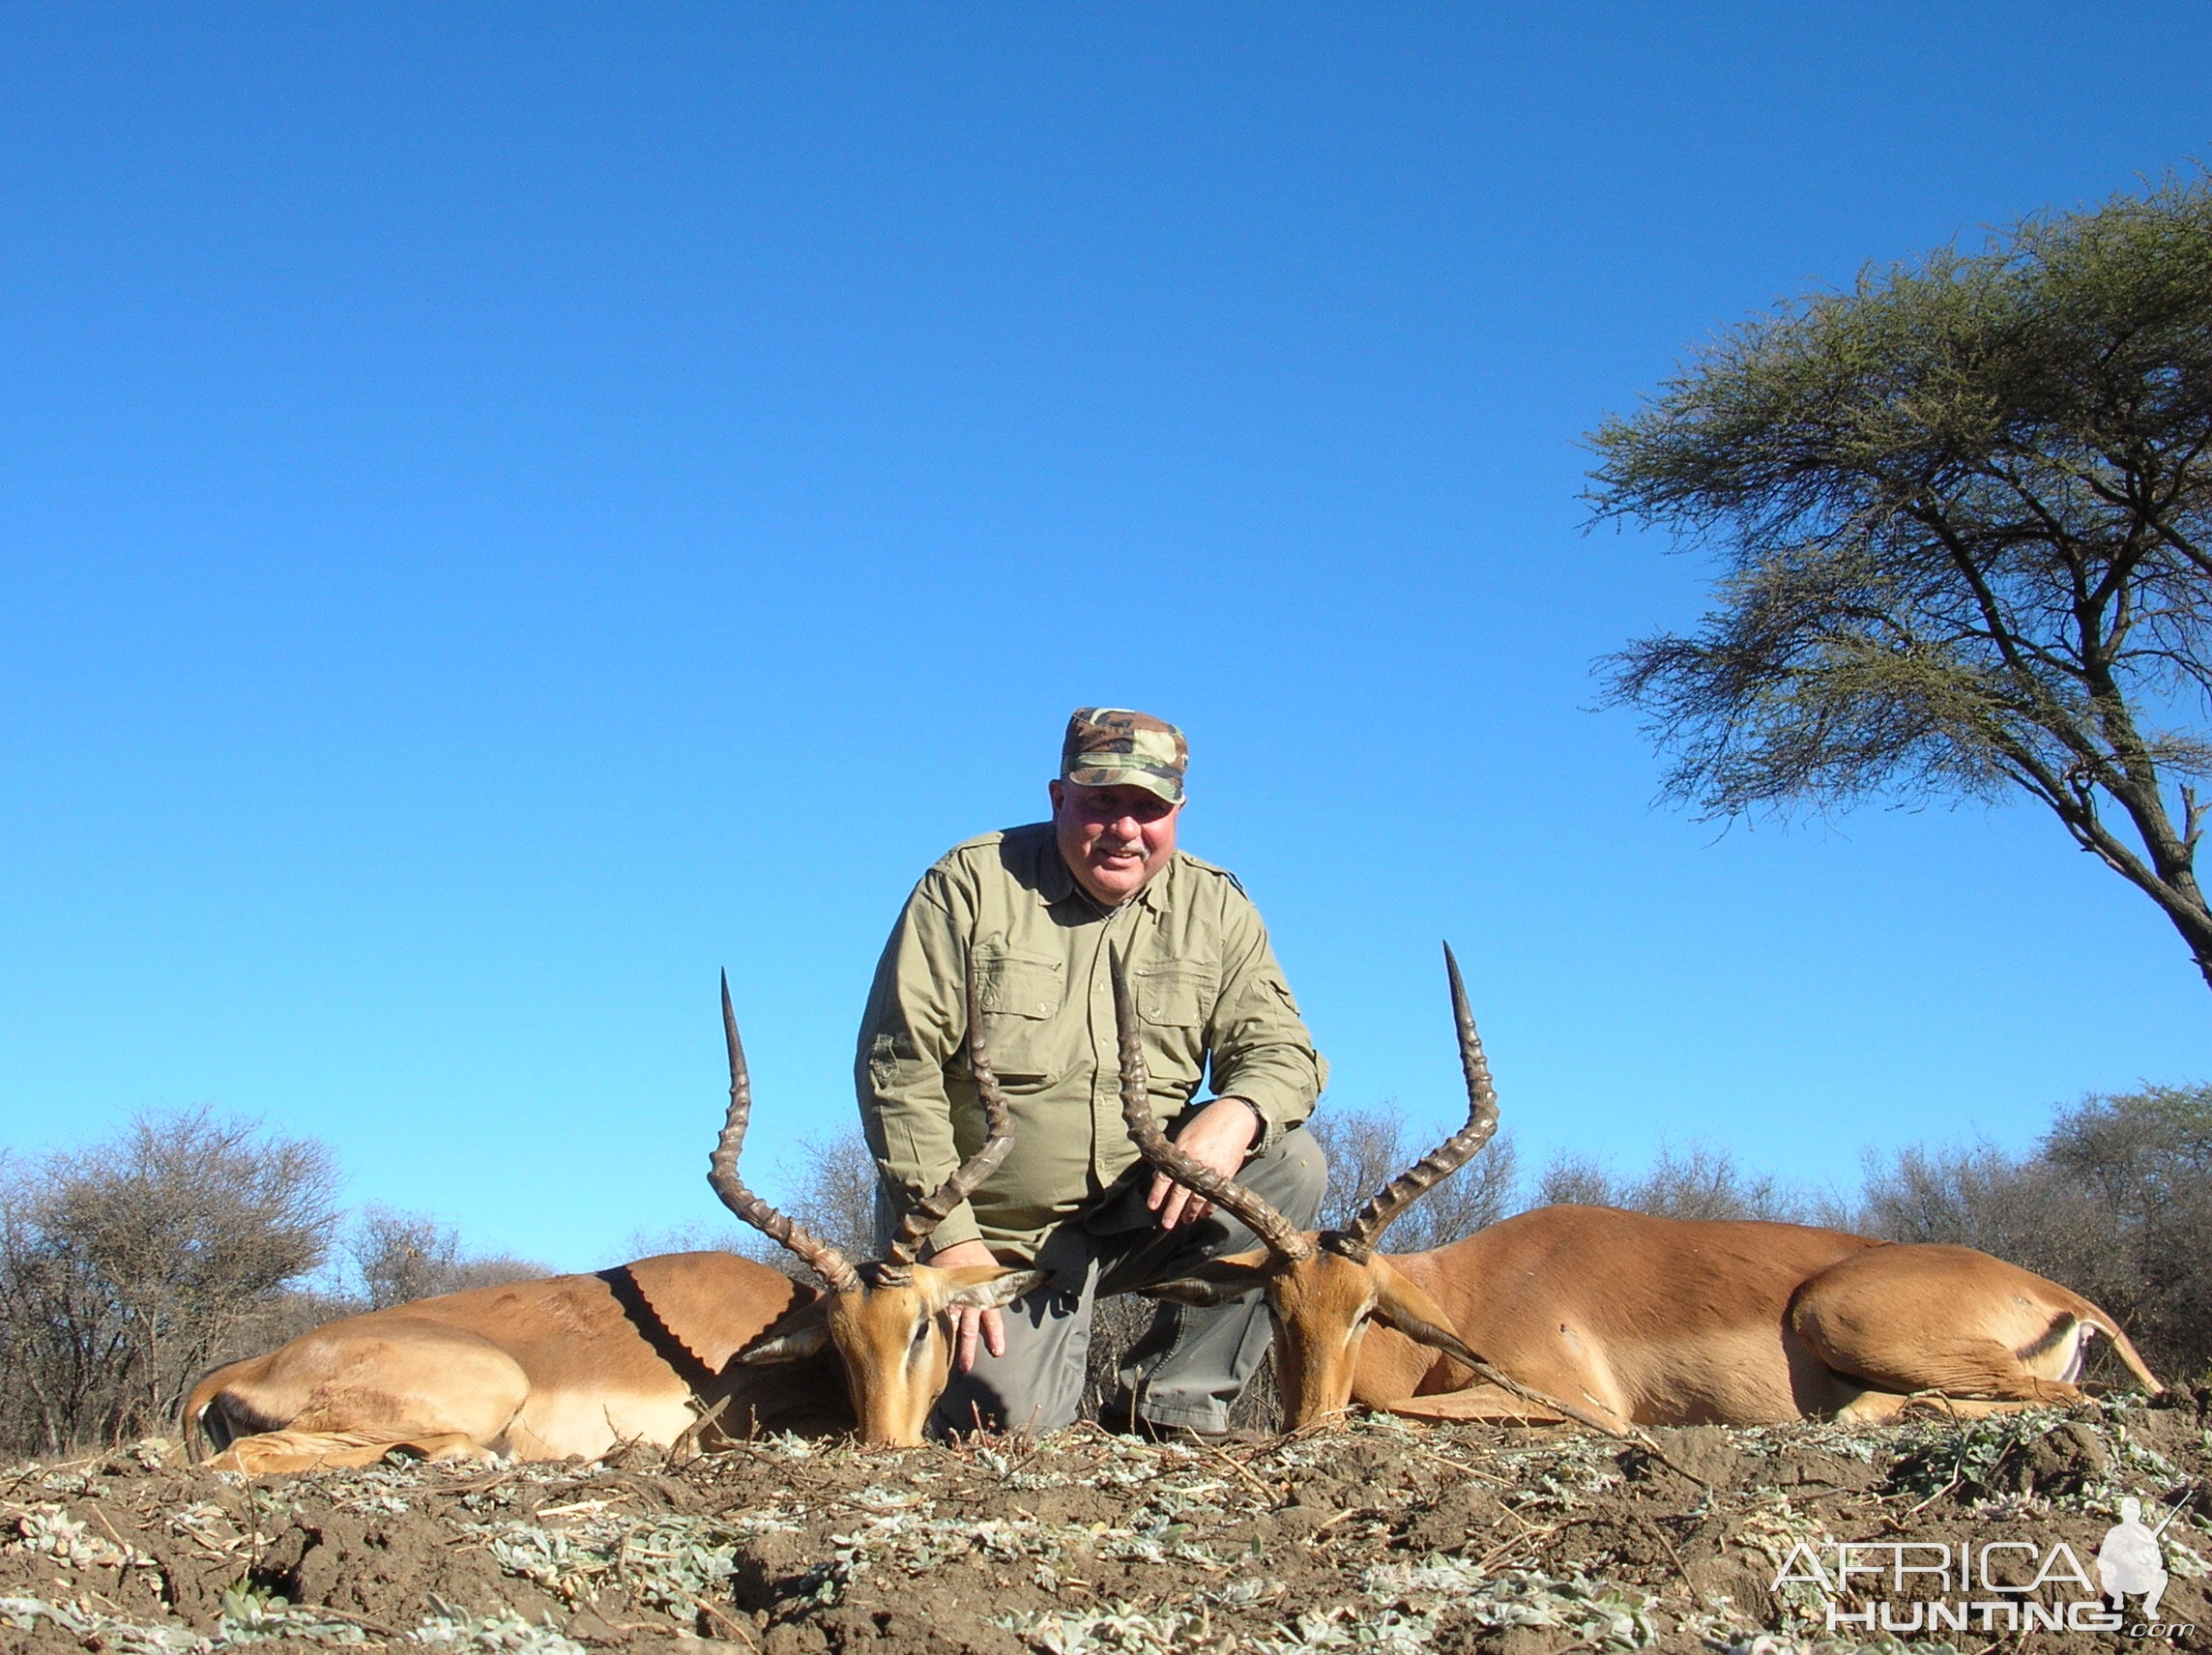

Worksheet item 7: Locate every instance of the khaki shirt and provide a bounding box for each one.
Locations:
[856,823,1326,1260]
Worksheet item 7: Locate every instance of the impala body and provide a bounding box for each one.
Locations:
[189,1250,844,1466]
[188,970,1041,1471]
[1121,947,2161,1433]
[1316,1207,2159,1429]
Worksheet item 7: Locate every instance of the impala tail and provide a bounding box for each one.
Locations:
[2068,1306,2164,1395]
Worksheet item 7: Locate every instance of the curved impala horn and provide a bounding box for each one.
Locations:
[885,957,1016,1266]
[709,972,863,1295]
[1338,942,1499,1253]
[1112,951,1313,1263]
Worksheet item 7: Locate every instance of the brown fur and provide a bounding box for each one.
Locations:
[1156,1206,2160,1431]
[1144,955,2161,1435]
[1362,1208,2161,1428]
[188,1252,851,1469]
[188,1250,1046,1468]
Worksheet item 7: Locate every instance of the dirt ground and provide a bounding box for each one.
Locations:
[5,1393,2207,1655]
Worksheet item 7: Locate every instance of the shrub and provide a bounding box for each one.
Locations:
[1529,1142,1807,1221]
[350,1205,548,1309]
[0,1110,339,1453]
[1306,1104,1519,1253]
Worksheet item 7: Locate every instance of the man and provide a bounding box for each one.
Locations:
[855,708,1328,1438]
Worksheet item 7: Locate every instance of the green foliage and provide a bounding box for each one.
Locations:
[1589,172,2212,984]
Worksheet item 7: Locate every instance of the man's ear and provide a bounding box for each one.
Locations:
[1143,1250,1276,1308]
[935,1265,1048,1314]
[1369,1261,1484,1369]
[735,1316,832,1365]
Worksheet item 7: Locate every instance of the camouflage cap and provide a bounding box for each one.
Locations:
[1060,708,1188,804]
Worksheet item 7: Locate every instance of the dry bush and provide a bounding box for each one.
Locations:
[1308,1104,1518,1251]
[1623,1144,1808,1221]
[1851,1142,2062,1249]
[1531,1150,1618,1208]
[0,1110,338,1454]
[1529,1143,1805,1220]
[349,1205,549,1309]
[790,1131,884,1265]
[1081,1292,1160,1430]
[695,1131,885,1286]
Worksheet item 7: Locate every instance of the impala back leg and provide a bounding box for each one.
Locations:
[1828,1388,2067,1425]
[1789,1244,2156,1410]
[206,1429,497,1473]
[190,1321,533,1468]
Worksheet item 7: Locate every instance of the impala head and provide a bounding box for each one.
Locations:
[1118,944,1501,1430]
[709,967,1044,1446]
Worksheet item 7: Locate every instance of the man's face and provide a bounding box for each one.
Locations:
[1049,780,1181,905]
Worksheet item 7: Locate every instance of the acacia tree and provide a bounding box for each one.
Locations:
[1588,176,2212,989]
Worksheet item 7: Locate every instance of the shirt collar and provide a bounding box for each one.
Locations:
[1033,830,1076,905]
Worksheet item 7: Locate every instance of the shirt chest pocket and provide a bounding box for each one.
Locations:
[1133,960,1217,1028]
[1131,960,1215,1092]
[973,948,1066,1082]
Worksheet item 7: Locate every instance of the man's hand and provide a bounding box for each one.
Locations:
[927,1238,1008,1374]
[1147,1097,1260,1230]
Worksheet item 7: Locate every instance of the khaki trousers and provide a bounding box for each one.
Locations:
[926,1126,1327,1438]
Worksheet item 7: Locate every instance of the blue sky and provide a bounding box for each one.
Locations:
[3,4,2206,1270]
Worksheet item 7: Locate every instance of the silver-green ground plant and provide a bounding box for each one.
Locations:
[1,1399,2205,1655]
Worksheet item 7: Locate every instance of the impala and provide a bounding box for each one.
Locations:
[188,970,1042,1470]
[1119,948,2162,1432]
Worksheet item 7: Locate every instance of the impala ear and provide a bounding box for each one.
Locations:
[1369,1261,1484,1369]
[735,1308,832,1365]
[936,1266,1049,1313]
[1144,1250,1276,1308]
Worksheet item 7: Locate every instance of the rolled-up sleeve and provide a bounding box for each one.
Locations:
[1205,897,1325,1151]
[854,868,984,1255]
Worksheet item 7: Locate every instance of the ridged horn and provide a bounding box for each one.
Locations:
[885,956,1016,1265]
[1338,942,1500,1251]
[1112,950,1313,1263]
[708,972,863,1295]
